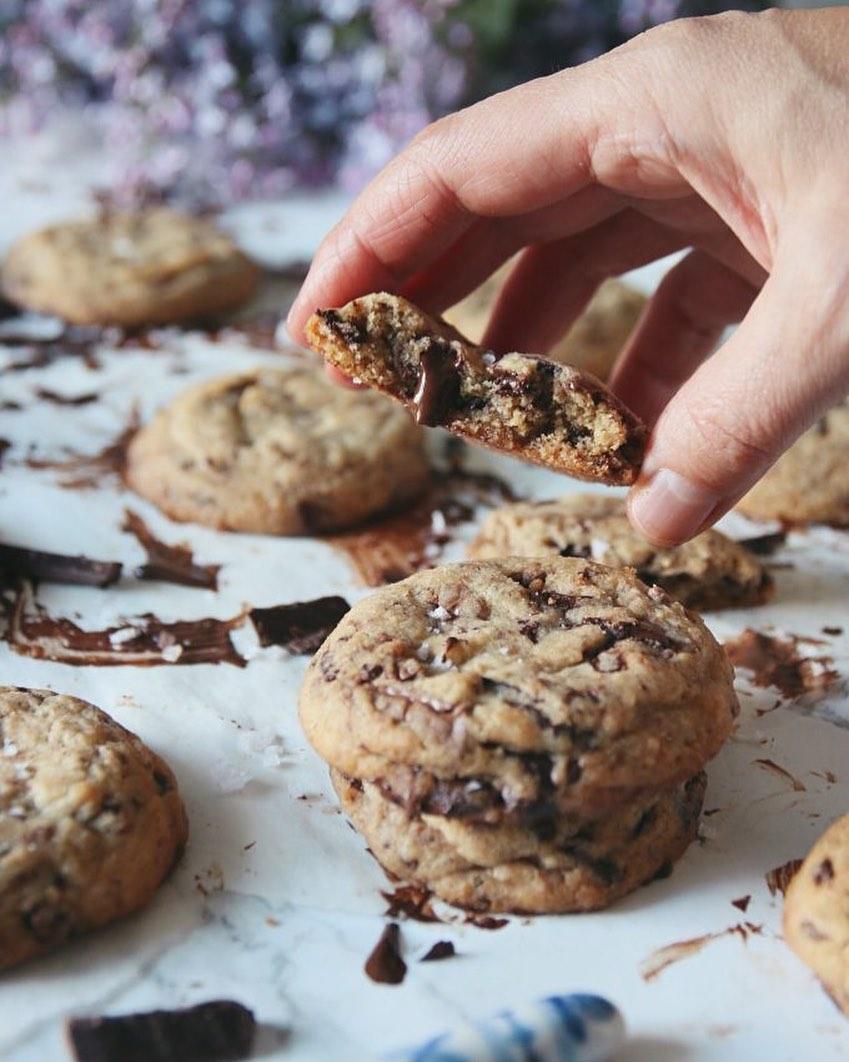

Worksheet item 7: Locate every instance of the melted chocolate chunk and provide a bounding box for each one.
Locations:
[364,922,407,984]
[249,596,350,654]
[0,544,122,588]
[66,1000,256,1062]
[420,940,455,962]
[319,308,367,346]
[3,584,246,667]
[412,342,462,426]
[122,510,220,589]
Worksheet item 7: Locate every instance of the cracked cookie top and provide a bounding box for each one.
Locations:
[126,366,431,534]
[305,292,646,485]
[300,557,737,810]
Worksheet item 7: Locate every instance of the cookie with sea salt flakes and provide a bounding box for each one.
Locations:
[468,494,773,611]
[126,365,431,534]
[1,209,258,327]
[305,293,646,485]
[0,686,187,970]
[299,557,738,814]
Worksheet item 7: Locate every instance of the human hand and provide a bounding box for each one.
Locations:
[288,8,849,546]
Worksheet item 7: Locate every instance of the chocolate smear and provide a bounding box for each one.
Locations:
[0,438,10,468]
[1,322,104,372]
[731,895,751,913]
[249,595,350,654]
[725,628,839,700]
[382,885,441,924]
[3,583,246,667]
[328,467,517,587]
[753,758,806,793]
[421,941,456,962]
[0,544,121,588]
[364,922,407,985]
[25,409,139,489]
[122,510,220,590]
[737,531,786,556]
[765,858,803,897]
[66,999,256,1062]
[640,923,763,982]
[34,387,99,407]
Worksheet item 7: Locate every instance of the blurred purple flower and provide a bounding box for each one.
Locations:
[0,0,771,206]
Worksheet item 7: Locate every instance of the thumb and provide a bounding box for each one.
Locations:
[627,252,849,546]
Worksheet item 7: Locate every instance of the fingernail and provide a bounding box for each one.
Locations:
[629,468,720,546]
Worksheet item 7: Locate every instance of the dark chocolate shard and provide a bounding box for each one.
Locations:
[737,531,786,556]
[365,922,407,984]
[34,386,99,407]
[66,999,256,1062]
[381,884,441,924]
[0,543,122,588]
[249,596,350,654]
[420,940,456,962]
[122,510,220,590]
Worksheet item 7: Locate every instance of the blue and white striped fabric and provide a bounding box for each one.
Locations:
[387,993,625,1062]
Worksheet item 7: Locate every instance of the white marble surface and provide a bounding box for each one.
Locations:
[2,161,849,1061]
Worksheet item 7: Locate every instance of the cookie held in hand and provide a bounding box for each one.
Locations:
[306,293,646,485]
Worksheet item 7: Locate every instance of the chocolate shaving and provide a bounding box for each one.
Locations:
[381,884,441,924]
[753,758,806,793]
[725,628,839,700]
[737,531,786,556]
[420,941,455,962]
[823,626,843,637]
[25,409,139,489]
[731,895,751,912]
[122,510,219,589]
[464,913,509,930]
[249,596,350,654]
[65,999,256,1062]
[328,467,517,587]
[765,858,803,897]
[34,387,99,407]
[3,584,246,667]
[364,922,407,985]
[0,544,121,588]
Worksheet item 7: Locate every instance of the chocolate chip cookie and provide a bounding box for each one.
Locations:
[334,769,705,913]
[468,494,773,611]
[300,558,736,911]
[0,686,187,970]
[784,813,849,1013]
[306,293,646,485]
[126,366,431,534]
[1,210,259,327]
[738,404,849,526]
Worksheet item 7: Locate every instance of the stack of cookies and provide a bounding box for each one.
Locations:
[300,556,738,913]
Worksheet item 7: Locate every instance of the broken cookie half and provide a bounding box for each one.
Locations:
[306,292,646,486]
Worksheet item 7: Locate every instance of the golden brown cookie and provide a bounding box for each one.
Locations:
[468,494,772,611]
[738,404,849,526]
[0,686,187,970]
[1,209,259,327]
[306,293,646,485]
[784,813,849,1014]
[334,769,705,914]
[126,366,431,534]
